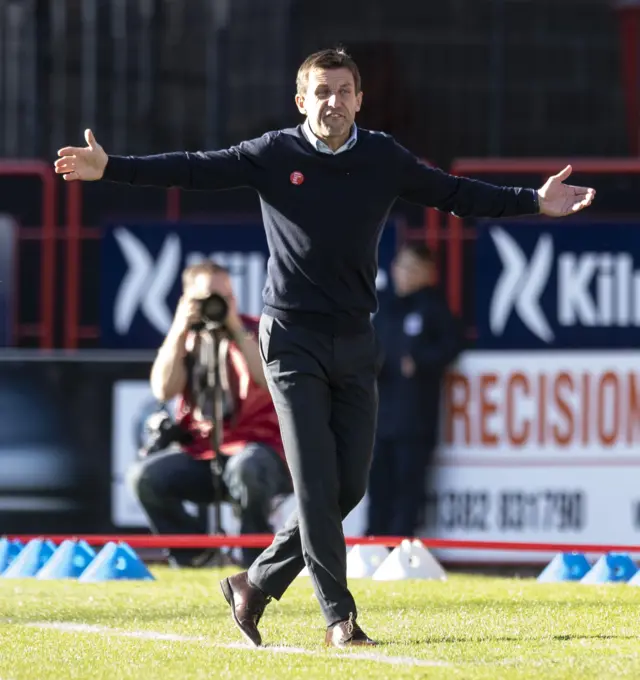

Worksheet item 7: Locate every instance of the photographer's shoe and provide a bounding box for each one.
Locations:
[325,614,377,647]
[220,571,271,647]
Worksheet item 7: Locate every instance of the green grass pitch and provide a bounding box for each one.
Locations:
[0,566,638,679]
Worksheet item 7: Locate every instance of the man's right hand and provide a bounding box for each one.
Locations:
[54,129,108,181]
[171,296,201,336]
[151,295,198,401]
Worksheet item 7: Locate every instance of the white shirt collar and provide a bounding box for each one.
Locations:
[302,119,358,155]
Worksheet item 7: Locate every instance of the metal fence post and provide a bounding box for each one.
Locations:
[50,0,67,157]
[4,1,23,156]
[110,0,127,152]
[137,0,155,151]
[205,0,230,149]
[81,0,98,135]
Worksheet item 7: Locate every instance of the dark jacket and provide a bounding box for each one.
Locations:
[104,125,538,335]
[374,286,464,440]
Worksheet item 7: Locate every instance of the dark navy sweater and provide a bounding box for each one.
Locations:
[103,125,539,334]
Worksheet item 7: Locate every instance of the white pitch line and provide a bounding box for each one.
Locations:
[26,621,448,668]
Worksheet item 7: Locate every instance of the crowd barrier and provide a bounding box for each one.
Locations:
[5,534,640,584]
[8,534,640,554]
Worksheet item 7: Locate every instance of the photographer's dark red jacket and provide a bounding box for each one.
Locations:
[175,315,285,463]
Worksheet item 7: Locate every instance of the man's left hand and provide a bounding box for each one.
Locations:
[537,165,596,217]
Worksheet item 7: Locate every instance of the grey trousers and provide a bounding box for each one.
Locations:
[126,443,291,568]
[248,314,378,626]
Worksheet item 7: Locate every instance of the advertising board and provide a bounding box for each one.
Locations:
[476,220,640,349]
[101,221,398,349]
[426,350,640,562]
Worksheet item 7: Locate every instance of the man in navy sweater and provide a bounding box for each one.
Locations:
[55,48,595,648]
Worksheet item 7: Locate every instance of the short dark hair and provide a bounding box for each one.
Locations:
[296,47,362,96]
[181,261,229,289]
[399,242,435,264]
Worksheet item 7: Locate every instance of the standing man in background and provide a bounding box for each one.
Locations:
[367,243,462,538]
[54,46,595,648]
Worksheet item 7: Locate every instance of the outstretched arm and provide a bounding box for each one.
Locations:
[395,142,595,218]
[54,128,274,191]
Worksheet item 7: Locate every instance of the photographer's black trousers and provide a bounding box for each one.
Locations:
[127,443,290,568]
[248,314,378,627]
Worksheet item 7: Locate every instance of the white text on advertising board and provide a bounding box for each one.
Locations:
[489,226,640,342]
[113,227,266,333]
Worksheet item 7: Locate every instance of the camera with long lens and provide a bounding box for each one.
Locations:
[138,408,193,458]
[197,293,229,328]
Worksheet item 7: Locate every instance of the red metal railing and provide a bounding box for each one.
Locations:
[65,180,82,349]
[61,183,184,349]
[7,533,640,554]
[0,165,186,349]
[4,157,639,349]
[0,161,57,349]
[616,1,640,155]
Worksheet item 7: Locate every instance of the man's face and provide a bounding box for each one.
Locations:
[392,250,433,297]
[186,271,234,304]
[295,67,362,141]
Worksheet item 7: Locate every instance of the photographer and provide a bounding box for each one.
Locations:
[126,261,291,569]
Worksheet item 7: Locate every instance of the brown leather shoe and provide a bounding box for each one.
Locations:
[220,571,271,647]
[325,614,377,647]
